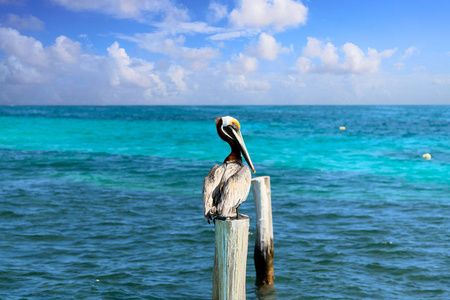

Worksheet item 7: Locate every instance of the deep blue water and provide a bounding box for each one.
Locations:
[0,106,449,299]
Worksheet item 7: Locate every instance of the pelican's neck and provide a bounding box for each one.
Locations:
[216,117,242,163]
[224,148,241,163]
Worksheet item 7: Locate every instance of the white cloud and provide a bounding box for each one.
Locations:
[106,41,155,88]
[147,74,168,97]
[302,37,338,67]
[50,36,81,64]
[167,64,188,91]
[1,13,44,30]
[0,27,82,68]
[224,74,271,92]
[296,56,311,73]
[208,2,227,23]
[434,77,450,86]
[0,27,49,67]
[51,0,188,23]
[251,32,292,60]
[257,33,279,60]
[401,46,417,60]
[394,62,404,70]
[2,56,46,84]
[0,61,7,82]
[104,43,185,98]
[394,47,418,70]
[229,0,308,31]
[121,32,220,71]
[224,53,258,74]
[298,37,397,74]
[0,3,447,107]
[341,43,396,73]
[155,20,221,35]
[208,30,257,41]
[0,28,192,104]
[0,27,84,84]
[0,27,448,106]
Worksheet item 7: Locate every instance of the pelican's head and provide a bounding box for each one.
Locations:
[219,116,256,173]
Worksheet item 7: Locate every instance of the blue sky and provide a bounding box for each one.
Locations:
[0,0,449,105]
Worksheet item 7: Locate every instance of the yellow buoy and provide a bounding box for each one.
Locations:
[422,153,431,160]
[339,126,346,130]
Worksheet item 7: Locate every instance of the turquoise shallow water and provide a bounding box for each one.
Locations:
[0,106,449,299]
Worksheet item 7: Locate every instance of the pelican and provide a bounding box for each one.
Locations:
[203,116,255,223]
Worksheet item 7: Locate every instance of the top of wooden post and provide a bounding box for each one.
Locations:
[252,176,270,182]
[215,213,250,222]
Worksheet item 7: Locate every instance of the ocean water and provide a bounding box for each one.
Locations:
[0,105,449,299]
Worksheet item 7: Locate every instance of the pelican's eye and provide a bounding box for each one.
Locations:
[230,120,241,130]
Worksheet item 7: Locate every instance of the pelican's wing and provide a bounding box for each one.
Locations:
[218,165,251,217]
[202,165,225,222]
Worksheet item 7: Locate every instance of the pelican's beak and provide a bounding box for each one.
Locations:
[225,125,256,173]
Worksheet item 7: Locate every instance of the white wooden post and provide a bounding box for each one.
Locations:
[213,216,250,300]
[251,176,274,286]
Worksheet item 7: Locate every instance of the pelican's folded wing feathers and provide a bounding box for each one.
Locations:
[218,165,252,217]
[202,165,224,221]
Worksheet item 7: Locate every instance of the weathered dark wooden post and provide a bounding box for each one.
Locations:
[251,176,274,286]
[213,215,250,299]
